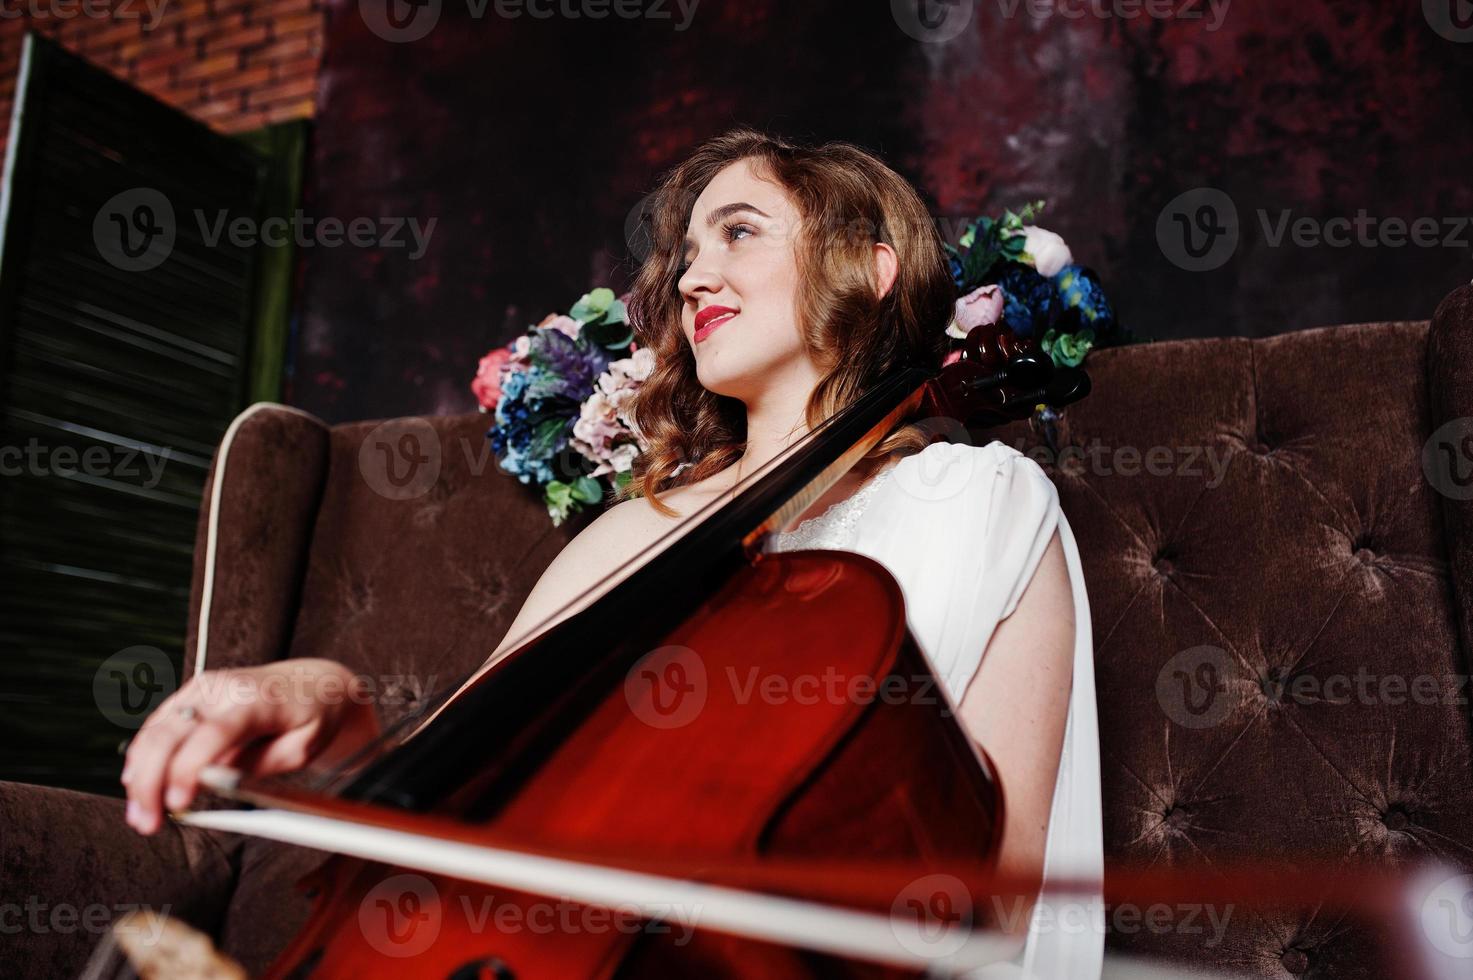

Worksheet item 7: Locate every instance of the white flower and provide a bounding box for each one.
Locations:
[609,442,639,473]
[1019,225,1073,277]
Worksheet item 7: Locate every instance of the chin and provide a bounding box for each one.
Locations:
[692,358,763,401]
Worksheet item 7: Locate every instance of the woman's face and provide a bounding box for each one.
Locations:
[677,158,817,402]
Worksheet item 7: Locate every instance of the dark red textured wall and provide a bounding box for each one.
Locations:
[293,0,1473,423]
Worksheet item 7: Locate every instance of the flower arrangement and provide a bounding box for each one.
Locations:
[943,201,1127,369]
[472,288,652,526]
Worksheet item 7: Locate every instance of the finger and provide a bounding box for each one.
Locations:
[125,673,252,833]
[161,714,254,814]
[230,724,322,779]
[123,706,204,835]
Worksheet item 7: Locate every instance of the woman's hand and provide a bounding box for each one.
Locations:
[121,658,382,835]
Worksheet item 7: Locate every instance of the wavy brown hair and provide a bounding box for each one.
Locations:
[620,128,955,516]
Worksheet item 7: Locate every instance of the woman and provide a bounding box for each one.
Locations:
[121,128,1102,978]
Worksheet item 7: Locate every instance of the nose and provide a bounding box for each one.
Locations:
[678,249,723,307]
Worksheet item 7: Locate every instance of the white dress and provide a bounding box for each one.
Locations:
[763,438,1104,980]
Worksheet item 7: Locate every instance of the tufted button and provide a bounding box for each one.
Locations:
[1351,532,1376,563]
[1240,431,1273,455]
[1281,948,1310,974]
[1152,547,1176,577]
[1162,805,1190,830]
[1383,805,1411,832]
[1260,667,1289,704]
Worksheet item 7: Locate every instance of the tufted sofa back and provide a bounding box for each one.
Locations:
[988,286,1473,974]
[183,286,1473,976]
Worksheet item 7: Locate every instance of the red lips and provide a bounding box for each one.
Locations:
[694,305,738,342]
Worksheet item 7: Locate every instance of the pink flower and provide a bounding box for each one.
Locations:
[1019,225,1073,277]
[948,284,1005,338]
[537,314,582,340]
[471,347,514,410]
[570,347,655,475]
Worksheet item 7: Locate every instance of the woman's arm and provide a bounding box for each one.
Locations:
[956,527,1075,943]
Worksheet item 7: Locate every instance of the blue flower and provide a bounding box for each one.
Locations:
[995,262,1059,338]
[947,252,967,291]
[1053,264,1116,337]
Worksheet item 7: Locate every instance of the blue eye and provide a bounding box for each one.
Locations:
[675,220,753,285]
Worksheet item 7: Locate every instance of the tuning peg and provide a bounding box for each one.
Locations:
[963,325,1051,389]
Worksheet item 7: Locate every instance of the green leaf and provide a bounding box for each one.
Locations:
[1042,328,1095,368]
[584,318,635,351]
[545,480,571,516]
[570,475,603,504]
[531,416,569,458]
[570,287,616,324]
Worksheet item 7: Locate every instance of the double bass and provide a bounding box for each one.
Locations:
[179,324,1090,978]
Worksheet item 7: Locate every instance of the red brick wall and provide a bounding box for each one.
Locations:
[0,0,323,158]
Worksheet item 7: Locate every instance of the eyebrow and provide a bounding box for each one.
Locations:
[682,202,770,252]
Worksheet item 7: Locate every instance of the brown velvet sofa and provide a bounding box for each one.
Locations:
[5,285,1473,978]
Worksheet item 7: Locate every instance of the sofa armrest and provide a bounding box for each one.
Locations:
[183,403,330,685]
[0,780,240,978]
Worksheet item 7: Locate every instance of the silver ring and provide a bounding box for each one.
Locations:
[177,705,199,723]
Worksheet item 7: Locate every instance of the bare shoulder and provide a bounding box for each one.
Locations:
[481,490,697,668]
[541,483,714,590]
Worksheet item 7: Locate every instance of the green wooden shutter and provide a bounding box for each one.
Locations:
[0,33,271,795]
